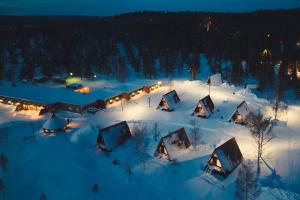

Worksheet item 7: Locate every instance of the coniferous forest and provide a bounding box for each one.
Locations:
[0,9,300,97]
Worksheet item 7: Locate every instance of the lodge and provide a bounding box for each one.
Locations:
[0,95,47,115]
[0,81,162,115]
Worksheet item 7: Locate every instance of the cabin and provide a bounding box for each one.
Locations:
[192,95,214,117]
[42,114,67,133]
[155,128,191,160]
[229,101,250,124]
[205,137,243,177]
[157,90,180,111]
[207,73,222,86]
[97,121,132,151]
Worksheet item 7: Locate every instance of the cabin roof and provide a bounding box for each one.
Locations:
[214,137,243,174]
[229,100,250,121]
[98,121,131,150]
[162,90,180,109]
[207,73,222,86]
[158,128,191,160]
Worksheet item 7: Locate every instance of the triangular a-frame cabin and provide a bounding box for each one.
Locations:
[192,95,214,117]
[97,121,132,151]
[207,73,222,86]
[205,137,243,177]
[229,101,250,124]
[155,128,191,160]
[157,90,180,111]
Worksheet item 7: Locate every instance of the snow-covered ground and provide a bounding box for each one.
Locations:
[1,78,300,200]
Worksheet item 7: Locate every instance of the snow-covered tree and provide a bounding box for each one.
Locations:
[122,160,134,182]
[152,122,161,142]
[246,114,273,173]
[131,123,149,170]
[189,119,201,150]
[235,160,260,200]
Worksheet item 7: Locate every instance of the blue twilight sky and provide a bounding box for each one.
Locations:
[0,0,300,16]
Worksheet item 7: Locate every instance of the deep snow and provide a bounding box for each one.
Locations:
[0,78,300,200]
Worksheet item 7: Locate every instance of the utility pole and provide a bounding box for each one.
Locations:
[148,97,151,107]
[121,99,123,111]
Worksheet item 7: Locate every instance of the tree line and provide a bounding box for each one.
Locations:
[0,9,300,96]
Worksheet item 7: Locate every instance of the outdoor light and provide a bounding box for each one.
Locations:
[116,97,119,100]
[109,99,113,103]
[94,75,97,78]
[70,72,73,76]
[158,81,162,85]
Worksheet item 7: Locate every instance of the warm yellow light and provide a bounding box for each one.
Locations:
[109,99,113,103]
[158,81,162,85]
[116,97,119,100]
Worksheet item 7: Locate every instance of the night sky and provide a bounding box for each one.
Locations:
[0,0,300,16]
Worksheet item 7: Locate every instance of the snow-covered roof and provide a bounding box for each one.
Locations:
[158,128,191,160]
[42,114,66,130]
[162,90,180,110]
[98,121,132,151]
[214,137,243,174]
[197,95,214,116]
[207,74,222,86]
[229,101,250,121]
[0,80,158,106]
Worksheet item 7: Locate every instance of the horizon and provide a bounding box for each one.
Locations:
[0,0,300,16]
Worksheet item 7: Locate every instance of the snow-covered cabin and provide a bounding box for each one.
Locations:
[157,90,180,111]
[229,101,251,124]
[155,128,191,160]
[97,121,132,151]
[205,137,243,177]
[192,95,214,117]
[42,114,67,133]
[207,73,222,86]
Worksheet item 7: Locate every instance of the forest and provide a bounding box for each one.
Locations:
[0,9,300,97]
